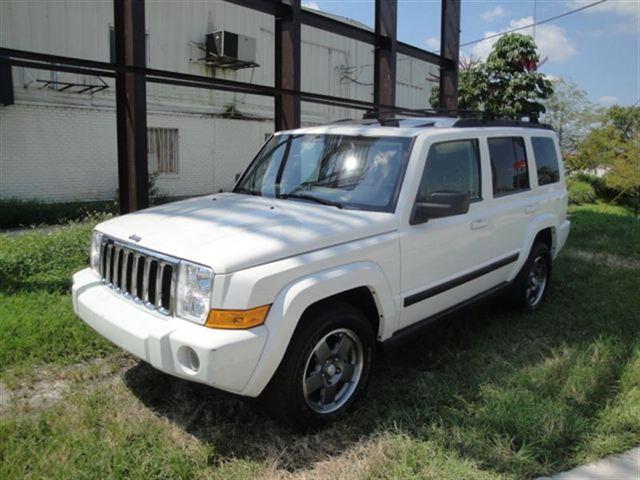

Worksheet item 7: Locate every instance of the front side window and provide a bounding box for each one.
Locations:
[532,137,560,185]
[235,134,413,212]
[488,137,530,196]
[416,139,481,202]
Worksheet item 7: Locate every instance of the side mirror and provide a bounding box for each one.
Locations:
[411,191,471,225]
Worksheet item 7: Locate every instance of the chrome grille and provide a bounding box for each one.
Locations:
[99,237,177,315]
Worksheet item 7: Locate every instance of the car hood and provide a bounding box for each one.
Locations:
[96,193,397,274]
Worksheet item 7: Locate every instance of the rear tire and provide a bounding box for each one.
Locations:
[261,301,375,430]
[512,241,552,312]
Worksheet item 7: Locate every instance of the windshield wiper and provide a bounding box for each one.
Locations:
[234,187,260,196]
[279,193,344,209]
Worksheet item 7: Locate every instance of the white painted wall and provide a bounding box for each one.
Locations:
[0,103,272,202]
[0,1,436,202]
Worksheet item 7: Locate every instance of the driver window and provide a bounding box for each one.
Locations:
[416,139,481,203]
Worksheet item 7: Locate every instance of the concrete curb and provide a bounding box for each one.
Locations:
[537,447,639,480]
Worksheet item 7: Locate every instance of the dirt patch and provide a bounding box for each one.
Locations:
[0,354,135,417]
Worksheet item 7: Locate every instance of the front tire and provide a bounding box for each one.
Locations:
[512,241,552,312]
[261,301,375,430]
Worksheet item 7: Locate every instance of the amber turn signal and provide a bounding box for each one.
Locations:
[205,305,271,329]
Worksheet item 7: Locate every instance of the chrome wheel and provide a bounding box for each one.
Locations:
[302,328,363,414]
[526,255,548,307]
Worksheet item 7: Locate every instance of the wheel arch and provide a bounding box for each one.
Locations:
[240,261,397,397]
[509,214,558,281]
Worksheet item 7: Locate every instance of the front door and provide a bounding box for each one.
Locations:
[399,138,501,330]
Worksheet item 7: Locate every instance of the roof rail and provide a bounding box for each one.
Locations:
[363,107,488,119]
[452,118,554,130]
[330,117,437,127]
[329,110,554,131]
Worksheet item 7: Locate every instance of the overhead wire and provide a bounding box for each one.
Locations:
[459,0,608,48]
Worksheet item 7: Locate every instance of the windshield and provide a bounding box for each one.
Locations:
[235,134,413,212]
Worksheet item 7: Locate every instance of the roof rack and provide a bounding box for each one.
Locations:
[452,118,554,130]
[331,117,435,128]
[353,108,554,131]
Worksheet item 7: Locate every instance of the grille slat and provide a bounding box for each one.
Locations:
[121,249,130,295]
[105,244,114,285]
[131,253,140,300]
[142,257,152,304]
[155,262,165,311]
[114,245,122,291]
[99,237,176,316]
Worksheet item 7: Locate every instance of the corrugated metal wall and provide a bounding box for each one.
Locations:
[0,1,438,202]
[1,1,435,119]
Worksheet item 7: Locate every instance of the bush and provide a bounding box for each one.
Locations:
[0,199,117,229]
[567,178,597,205]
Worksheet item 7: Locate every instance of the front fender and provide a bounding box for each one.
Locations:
[508,213,558,281]
[240,261,397,397]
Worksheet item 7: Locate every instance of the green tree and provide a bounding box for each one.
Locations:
[430,33,553,121]
[542,78,601,158]
[576,105,640,214]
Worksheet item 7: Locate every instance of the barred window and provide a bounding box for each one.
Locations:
[148,128,179,174]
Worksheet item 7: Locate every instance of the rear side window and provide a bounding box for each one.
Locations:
[532,137,561,185]
[417,139,481,201]
[488,137,529,196]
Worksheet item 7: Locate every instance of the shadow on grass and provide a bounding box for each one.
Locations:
[122,306,494,471]
[120,209,640,477]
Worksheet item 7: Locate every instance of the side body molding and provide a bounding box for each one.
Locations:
[240,261,397,397]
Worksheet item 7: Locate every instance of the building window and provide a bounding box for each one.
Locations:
[488,137,530,196]
[532,137,561,185]
[148,128,179,175]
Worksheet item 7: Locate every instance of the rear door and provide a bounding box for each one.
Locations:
[484,135,536,280]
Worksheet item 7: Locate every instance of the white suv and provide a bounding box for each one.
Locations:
[72,116,570,428]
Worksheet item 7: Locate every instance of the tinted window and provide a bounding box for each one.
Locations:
[488,137,530,195]
[532,137,560,185]
[417,139,481,202]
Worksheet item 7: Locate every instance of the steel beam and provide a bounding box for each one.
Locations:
[274,0,301,131]
[373,0,397,117]
[114,0,148,214]
[439,0,461,110]
[301,9,377,45]
[0,63,14,105]
[397,41,453,69]
[224,0,290,18]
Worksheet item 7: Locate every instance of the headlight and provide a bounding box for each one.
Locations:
[90,231,103,273]
[176,260,214,324]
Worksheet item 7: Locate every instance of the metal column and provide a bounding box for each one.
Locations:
[374,0,397,117]
[0,63,14,106]
[114,0,149,213]
[439,0,461,110]
[274,0,301,131]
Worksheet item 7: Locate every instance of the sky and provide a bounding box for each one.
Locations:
[301,0,640,107]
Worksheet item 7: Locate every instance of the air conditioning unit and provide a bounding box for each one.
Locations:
[206,30,256,63]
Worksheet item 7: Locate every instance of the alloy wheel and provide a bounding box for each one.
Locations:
[302,328,364,414]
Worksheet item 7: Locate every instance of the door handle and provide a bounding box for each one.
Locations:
[471,219,489,230]
[525,204,538,214]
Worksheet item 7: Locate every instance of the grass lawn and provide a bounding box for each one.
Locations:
[1,203,638,479]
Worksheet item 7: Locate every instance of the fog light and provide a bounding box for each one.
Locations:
[178,346,200,373]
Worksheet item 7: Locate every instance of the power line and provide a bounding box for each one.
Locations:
[460,0,608,48]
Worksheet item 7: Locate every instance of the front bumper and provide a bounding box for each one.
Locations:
[72,268,267,394]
